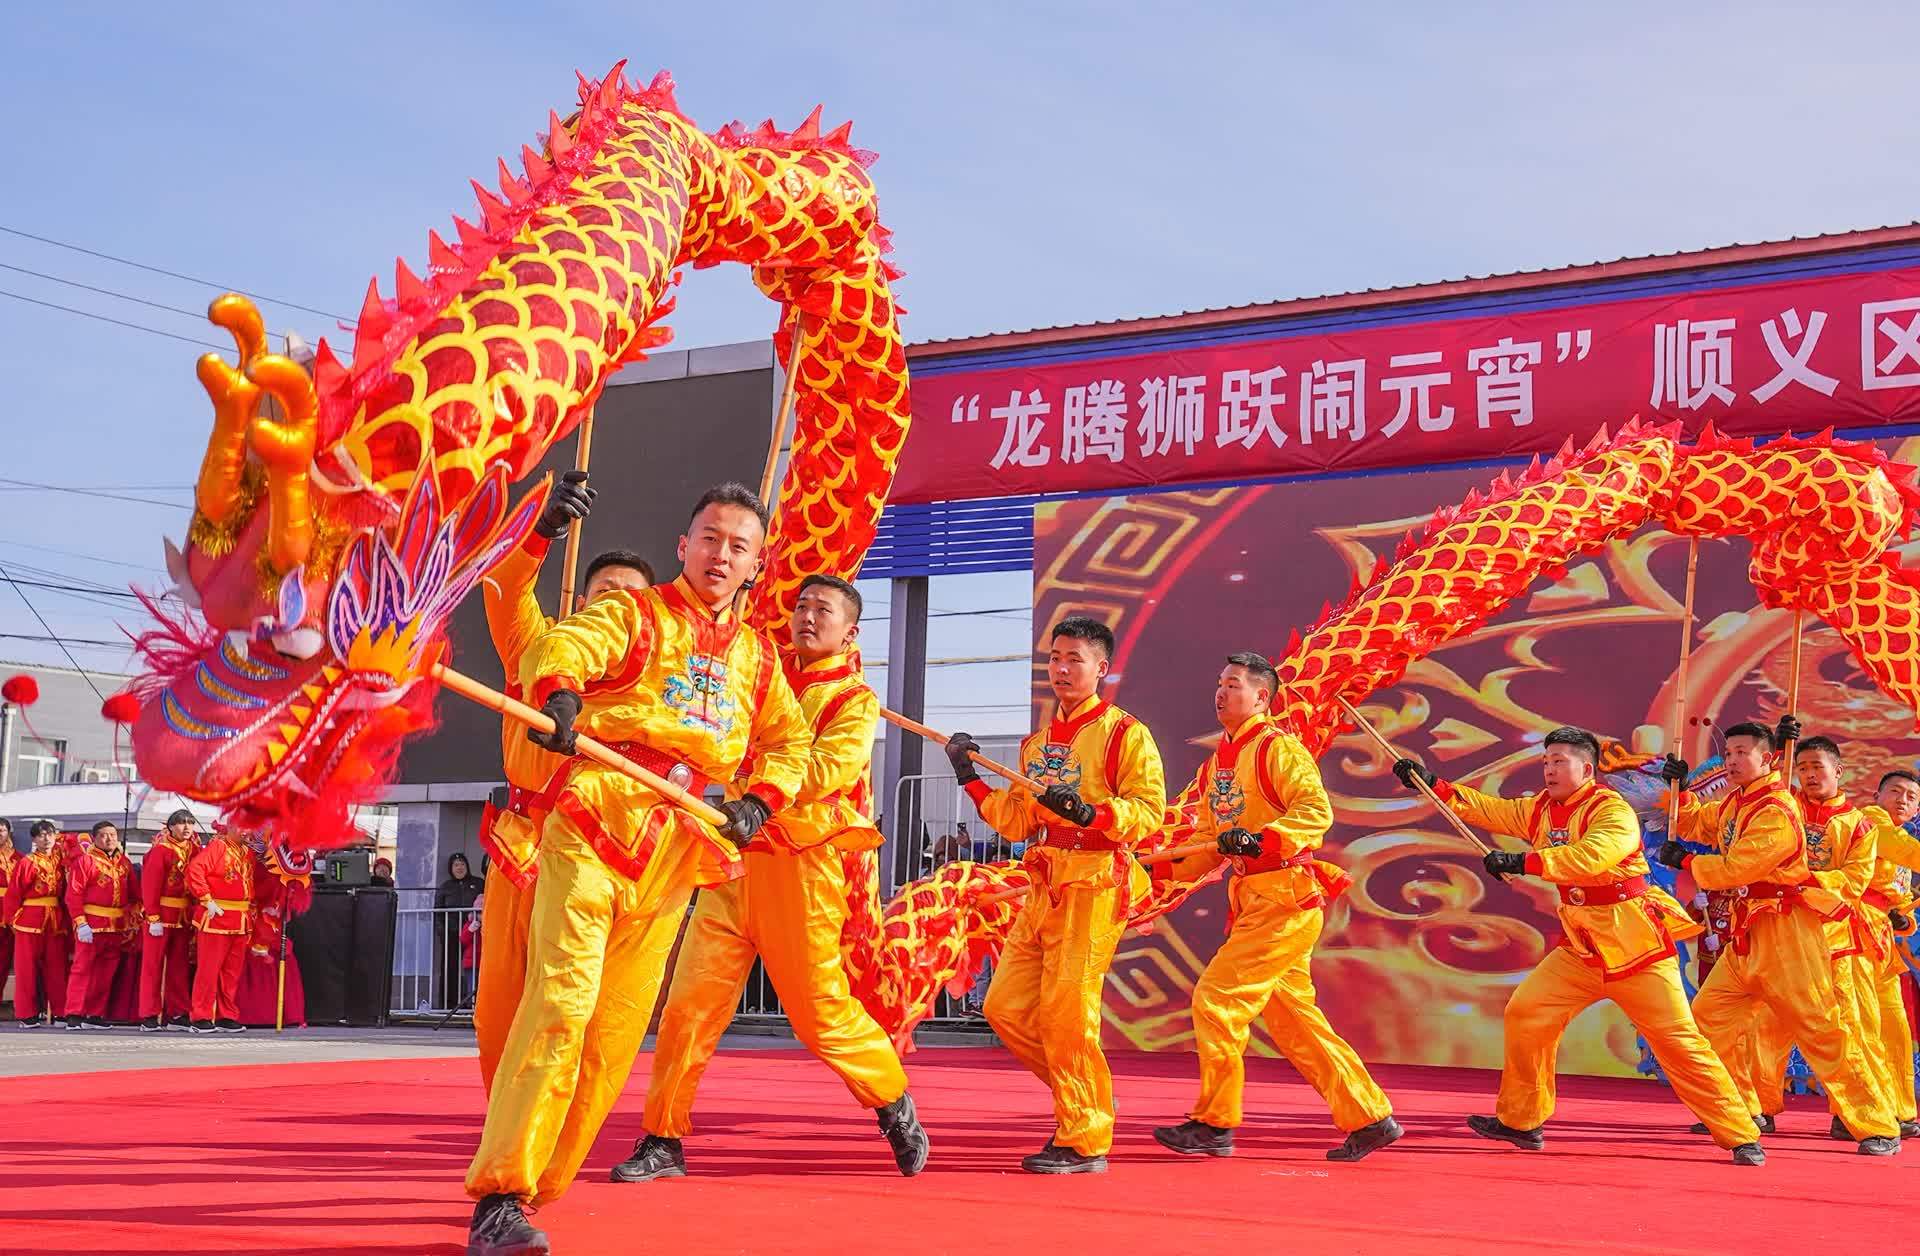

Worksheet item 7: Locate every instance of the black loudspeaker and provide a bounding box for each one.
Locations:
[290,886,397,1026]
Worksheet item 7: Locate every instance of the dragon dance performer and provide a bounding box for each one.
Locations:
[623,574,928,1183]
[473,469,658,1093]
[1152,653,1401,1162]
[945,616,1167,1175]
[139,809,201,1031]
[0,820,13,995]
[186,824,257,1032]
[1741,729,1890,1136]
[1855,770,1920,1139]
[1394,729,1762,1163]
[64,820,136,1029]
[9,820,68,1025]
[1654,720,1901,1154]
[466,483,810,1256]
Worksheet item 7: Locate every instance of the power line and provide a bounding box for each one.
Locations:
[0,539,168,576]
[0,563,108,701]
[0,261,313,348]
[0,631,129,650]
[0,478,189,510]
[0,224,352,322]
[0,287,229,351]
[0,576,175,605]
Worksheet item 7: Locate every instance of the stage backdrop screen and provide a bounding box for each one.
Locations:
[1050,434,1920,1076]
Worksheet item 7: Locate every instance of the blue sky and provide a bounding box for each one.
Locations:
[3,3,1918,732]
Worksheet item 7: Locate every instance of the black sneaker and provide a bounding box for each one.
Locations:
[1831,1115,1853,1141]
[876,1092,930,1176]
[1692,1114,1774,1136]
[139,1016,163,1032]
[1902,1119,1920,1140]
[65,1015,89,1031]
[87,1016,110,1028]
[1859,1135,1901,1156]
[166,1014,192,1031]
[467,1193,549,1256]
[216,1019,246,1033]
[609,1134,686,1183]
[1020,1141,1107,1174]
[1731,1142,1765,1166]
[188,1019,216,1034]
[1327,1116,1404,1162]
[1467,1114,1544,1150]
[1151,1119,1234,1157]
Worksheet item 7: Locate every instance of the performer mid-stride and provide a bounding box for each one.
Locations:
[1151,653,1400,1162]
[1394,728,1764,1164]
[1655,721,1901,1154]
[946,617,1166,1174]
[465,484,811,1256]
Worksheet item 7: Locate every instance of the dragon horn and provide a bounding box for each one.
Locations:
[245,355,321,574]
[193,295,269,524]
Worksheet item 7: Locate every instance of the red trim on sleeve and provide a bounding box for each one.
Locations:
[529,675,580,709]
[964,779,993,807]
[1524,851,1544,876]
[1102,714,1138,795]
[522,533,553,561]
[1681,854,1696,873]
[1089,802,1116,831]
[1433,778,1457,802]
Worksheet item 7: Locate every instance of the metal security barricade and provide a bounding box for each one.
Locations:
[390,895,482,1020]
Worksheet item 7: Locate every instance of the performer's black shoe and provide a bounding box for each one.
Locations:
[88,1016,110,1028]
[188,1019,216,1034]
[1830,1115,1854,1141]
[1020,1141,1107,1174]
[1327,1116,1404,1162]
[139,1016,163,1032]
[467,1193,549,1256]
[166,1014,192,1031]
[1901,1119,1920,1139]
[1858,1135,1901,1156]
[876,1092,930,1176]
[1467,1114,1544,1150]
[1151,1119,1234,1157]
[1692,1114,1773,1136]
[216,1019,246,1033]
[65,1015,89,1031]
[1731,1142,1765,1166]
[609,1134,686,1183]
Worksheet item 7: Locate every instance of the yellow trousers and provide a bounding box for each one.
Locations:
[984,863,1146,1157]
[473,862,534,1095]
[1189,887,1390,1133]
[643,844,907,1138]
[1497,948,1756,1146]
[1691,907,1897,1140]
[1872,966,1917,1121]
[464,811,696,1205]
[1748,953,1890,1118]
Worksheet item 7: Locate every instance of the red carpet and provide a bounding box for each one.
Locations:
[3,1046,1887,1254]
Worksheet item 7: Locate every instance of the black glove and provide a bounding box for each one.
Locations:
[716,794,771,848]
[535,469,596,540]
[1038,784,1098,828]
[1653,840,1688,869]
[525,689,583,754]
[1774,713,1802,748]
[1216,827,1262,858]
[1483,849,1527,880]
[1392,758,1436,791]
[1890,908,1913,932]
[944,732,981,786]
[1659,754,1689,785]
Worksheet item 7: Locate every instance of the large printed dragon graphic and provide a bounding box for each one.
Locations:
[122,66,1920,1048]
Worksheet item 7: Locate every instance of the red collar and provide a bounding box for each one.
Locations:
[1213,715,1270,771]
[785,651,859,694]
[1796,792,1852,825]
[1049,695,1111,744]
[656,576,746,655]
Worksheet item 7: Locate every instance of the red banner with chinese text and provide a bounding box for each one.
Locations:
[895,263,1920,503]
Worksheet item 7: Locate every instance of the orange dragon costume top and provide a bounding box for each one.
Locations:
[965,694,1166,1159]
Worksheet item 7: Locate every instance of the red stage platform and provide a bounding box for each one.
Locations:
[4,1046,1888,1254]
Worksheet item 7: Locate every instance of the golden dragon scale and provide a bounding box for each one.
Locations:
[856,419,1920,1035]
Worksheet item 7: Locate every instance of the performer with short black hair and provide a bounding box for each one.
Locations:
[1396,726,1763,1162]
[9,820,68,1025]
[139,808,201,1030]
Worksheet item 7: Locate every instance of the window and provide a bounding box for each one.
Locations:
[17,737,67,786]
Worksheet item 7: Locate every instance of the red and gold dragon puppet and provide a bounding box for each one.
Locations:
[841,420,1920,1047]
[125,64,908,846]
